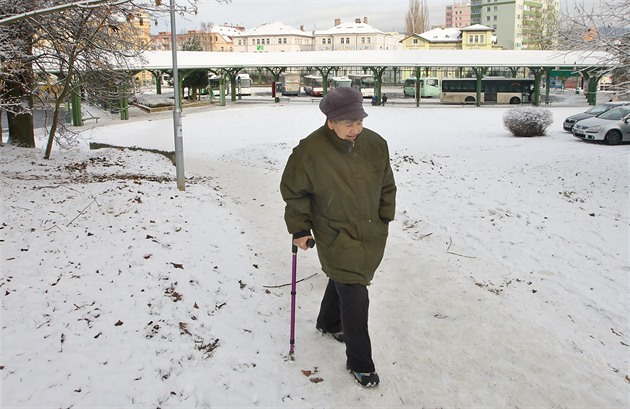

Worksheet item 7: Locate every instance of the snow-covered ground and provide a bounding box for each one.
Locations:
[1,95,628,408]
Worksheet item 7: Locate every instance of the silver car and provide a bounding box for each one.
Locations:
[563,101,630,131]
[572,105,630,145]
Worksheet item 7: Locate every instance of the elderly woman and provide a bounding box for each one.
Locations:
[280,87,397,387]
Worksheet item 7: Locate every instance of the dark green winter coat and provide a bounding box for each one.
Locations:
[280,124,396,285]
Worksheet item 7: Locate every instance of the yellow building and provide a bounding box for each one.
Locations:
[400,24,501,50]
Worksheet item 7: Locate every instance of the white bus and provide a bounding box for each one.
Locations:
[441,78,535,104]
[348,74,375,98]
[303,75,324,96]
[330,76,352,89]
[278,73,301,96]
[236,73,252,96]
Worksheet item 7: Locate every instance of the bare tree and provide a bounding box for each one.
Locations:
[405,0,429,35]
[0,0,230,156]
[1,1,37,147]
[558,0,630,97]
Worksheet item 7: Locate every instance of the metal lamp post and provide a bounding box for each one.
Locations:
[170,0,185,191]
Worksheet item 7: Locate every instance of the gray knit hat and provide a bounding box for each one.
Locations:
[319,87,368,121]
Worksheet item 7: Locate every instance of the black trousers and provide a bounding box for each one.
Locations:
[316,278,375,373]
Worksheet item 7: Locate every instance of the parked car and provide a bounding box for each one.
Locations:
[572,105,630,145]
[563,101,629,131]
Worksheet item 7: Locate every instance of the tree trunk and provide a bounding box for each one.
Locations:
[6,81,35,148]
[4,17,36,148]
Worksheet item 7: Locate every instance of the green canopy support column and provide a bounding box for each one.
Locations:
[315,66,337,96]
[365,66,388,105]
[391,67,399,85]
[544,67,552,105]
[414,67,422,107]
[217,77,225,106]
[120,82,129,120]
[151,70,163,95]
[528,67,544,106]
[265,67,287,103]
[71,84,83,126]
[583,70,602,105]
[221,67,243,102]
[508,67,519,78]
[471,67,488,107]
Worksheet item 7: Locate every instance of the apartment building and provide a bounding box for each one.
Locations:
[151,25,243,51]
[471,0,559,50]
[314,18,401,51]
[233,22,314,52]
[445,2,472,28]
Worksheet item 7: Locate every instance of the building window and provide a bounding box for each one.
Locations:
[361,37,365,44]
[283,38,287,44]
[322,38,326,44]
[266,39,270,44]
[413,38,419,44]
[341,38,345,44]
[279,38,283,44]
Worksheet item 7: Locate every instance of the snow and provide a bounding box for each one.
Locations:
[241,22,313,37]
[1,94,628,408]
[132,49,615,71]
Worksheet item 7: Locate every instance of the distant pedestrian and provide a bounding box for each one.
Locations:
[381,94,388,106]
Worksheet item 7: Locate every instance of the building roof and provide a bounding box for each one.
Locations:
[211,25,244,42]
[315,21,385,35]
[461,24,493,32]
[239,21,312,37]
[419,27,462,43]
[129,49,615,71]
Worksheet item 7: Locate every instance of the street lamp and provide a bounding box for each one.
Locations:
[169,0,185,191]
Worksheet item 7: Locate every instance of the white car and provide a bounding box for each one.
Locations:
[572,105,630,145]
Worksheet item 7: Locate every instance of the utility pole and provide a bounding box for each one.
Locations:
[170,0,185,191]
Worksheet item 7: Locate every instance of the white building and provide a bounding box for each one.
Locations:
[314,18,401,52]
[471,0,560,50]
[233,22,314,53]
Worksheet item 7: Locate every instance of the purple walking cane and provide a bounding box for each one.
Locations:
[289,238,315,359]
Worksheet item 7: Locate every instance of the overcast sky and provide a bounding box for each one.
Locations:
[154,0,454,34]
[152,0,587,35]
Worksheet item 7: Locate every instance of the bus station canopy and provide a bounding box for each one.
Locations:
[130,49,614,71]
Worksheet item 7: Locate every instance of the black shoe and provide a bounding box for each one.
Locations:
[347,366,380,387]
[316,326,344,343]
